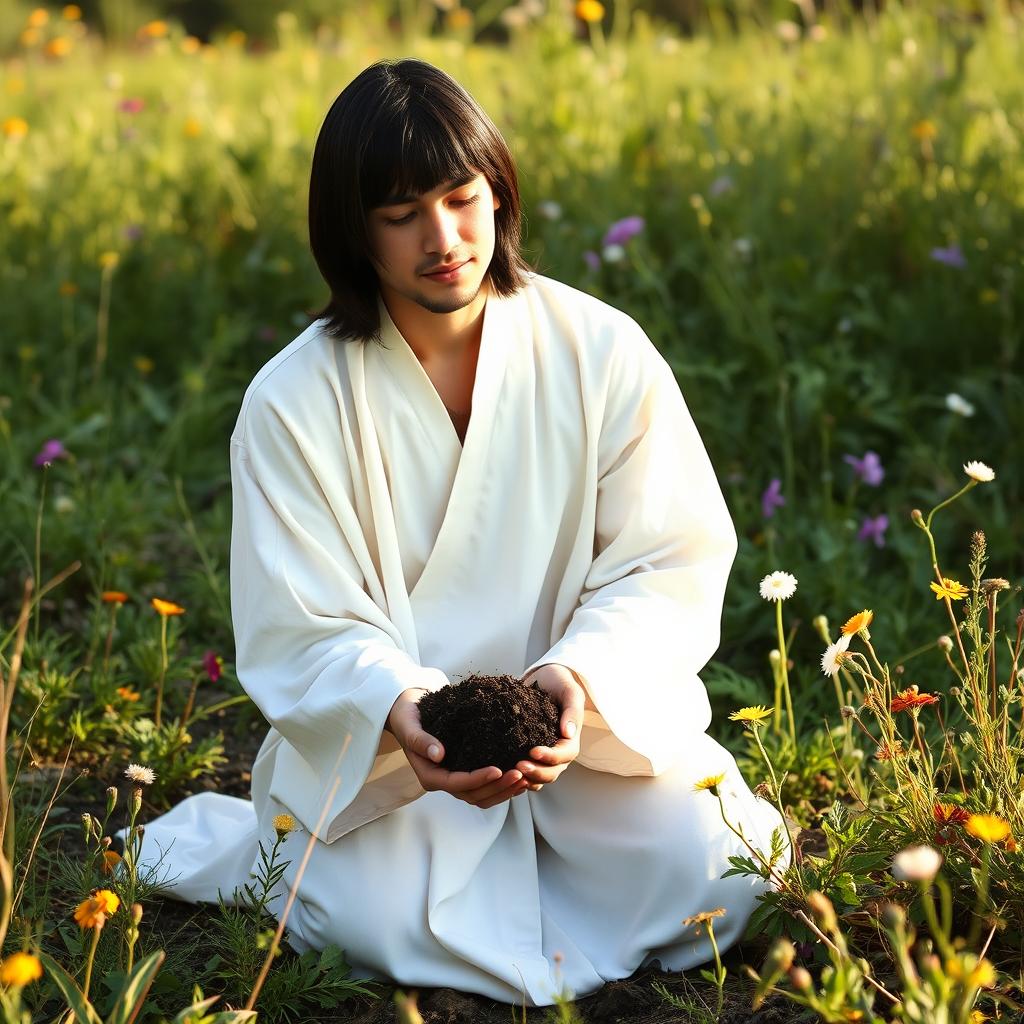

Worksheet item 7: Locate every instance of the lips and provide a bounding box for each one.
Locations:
[424,259,469,277]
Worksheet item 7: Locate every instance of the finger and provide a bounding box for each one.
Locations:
[407,751,502,791]
[476,780,529,809]
[462,770,523,805]
[528,737,580,764]
[405,728,446,765]
[516,760,566,785]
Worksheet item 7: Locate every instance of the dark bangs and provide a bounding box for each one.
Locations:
[307,59,533,343]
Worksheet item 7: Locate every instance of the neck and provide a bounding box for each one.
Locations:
[380,280,490,363]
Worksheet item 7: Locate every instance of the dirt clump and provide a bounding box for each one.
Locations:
[416,674,562,772]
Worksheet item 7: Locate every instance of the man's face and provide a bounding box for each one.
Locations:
[366,170,501,316]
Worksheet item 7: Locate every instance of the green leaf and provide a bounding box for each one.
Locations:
[106,949,166,1024]
[36,951,103,1024]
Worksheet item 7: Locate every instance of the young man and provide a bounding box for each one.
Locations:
[135,58,788,1006]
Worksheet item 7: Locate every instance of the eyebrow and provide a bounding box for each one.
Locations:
[373,174,478,209]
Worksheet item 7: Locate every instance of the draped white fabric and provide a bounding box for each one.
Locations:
[131,274,789,1006]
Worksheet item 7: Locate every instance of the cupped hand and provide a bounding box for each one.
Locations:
[515,664,586,791]
[387,687,528,809]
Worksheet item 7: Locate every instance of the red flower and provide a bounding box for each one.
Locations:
[890,688,940,714]
[202,650,223,683]
[933,802,970,826]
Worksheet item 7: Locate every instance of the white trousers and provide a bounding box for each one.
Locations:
[132,730,788,1007]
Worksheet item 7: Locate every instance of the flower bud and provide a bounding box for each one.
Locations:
[806,891,837,931]
[937,636,953,652]
[911,509,924,525]
[131,903,143,925]
[131,786,142,816]
[769,649,781,665]
[101,835,112,848]
[81,813,93,842]
[764,938,795,973]
[880,902,905,929]
[106,787,117,815]
[789,966,813,991]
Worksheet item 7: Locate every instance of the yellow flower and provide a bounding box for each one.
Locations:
[181,35,201,54]
[979,287,999,305]
[44,37,72,57]
[965,814,1010,843]
[63,5,83,20]
[133,355,155,374]
[150,597,185,616]
[683,907,726,927]
[971,1009,991,1022]
[2,117,29,139]
[911,119,937,141]
[26,8,49,28]
[19,28,40,46]
[98,251,119,270]
[728,706,773,725]
[574,0,605,22]
[841,610,873,635]
[0,952,42,987]
[693,772,726,795]
[225,30,246,47]
[101,850,122,874]
[273,813,295,838]
[74,889,120,929]
[140,20,168,38]
[183,116,202,138]
[59,280,79,296]
[445,8,473,30]
[968,959,996,989]
[930,577,968,601]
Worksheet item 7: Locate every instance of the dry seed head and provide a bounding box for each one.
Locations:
[840,705,858,720]
[982,578,1010,596]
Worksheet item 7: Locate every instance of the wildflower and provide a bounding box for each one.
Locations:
[574,0,605,22]
[963,460,994,483]
[26,8,48,27]
[875,740,905,761]
[821,634,853,677]
[536,200,562,221]
[728,706,773,725]
[891,844,942,882]
[133,355,155,374]
[683,907,726,927]
[116,687,140,702]
[965,814,1010,843]
[0,952,42,987]
[44,38,72,58]
[930,578,968,601]
[857,513,889,548]
[841,610,873,636]
[150,597,185,616]
[101,591,128,604]
[843,451,885,486]
[139,20,168,38]
[937,635,953,652]
[945,393,975,417]
[118,97,145,114]
[63,5,82,19]
[601,216,644,248]
[98,251,119,270]
[582,250,601,272]
[911,120,937,140]
[124,763,156,785]
[202,650,223,683]
[74,889,120,929]
[101,850,122,875]
[890,688,940,713]
[731,237,753,261]
[693,772,726,795]
[759,571,797,602]
[273,813,295,838]
[761,477,785,518]
[930,244,966,269]
[601,243,625,263]
[183,117,202,138]
[181,35,202,53]
[775,20,800,42]
[933,802,970,826]
[34,439,66,467]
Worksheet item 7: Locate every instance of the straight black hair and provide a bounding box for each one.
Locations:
[307,58,533,342]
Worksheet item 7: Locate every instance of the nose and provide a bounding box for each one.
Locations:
[423,205,461,256]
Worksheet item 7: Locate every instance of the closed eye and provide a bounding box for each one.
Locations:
[385,194,480,227]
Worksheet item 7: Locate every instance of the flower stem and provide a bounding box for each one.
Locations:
[83,924,101,1000]
[775,601,796,746]
[155,615,168,728]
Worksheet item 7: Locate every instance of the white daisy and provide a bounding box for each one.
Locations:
[944,393,975,417]
[759,571,798,602]
[124,763,156,786]
[891,844,942,882]
[963,460,995,483]
[601,243,625,264]
[820,633,852,677]
[536,200,562,222]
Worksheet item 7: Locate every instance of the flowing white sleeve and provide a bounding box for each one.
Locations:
[525,321,738,776]
[230,410,448,843]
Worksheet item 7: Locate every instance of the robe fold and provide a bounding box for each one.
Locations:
[131,273,789,1006]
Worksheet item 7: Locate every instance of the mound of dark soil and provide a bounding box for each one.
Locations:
[416,674,562,772]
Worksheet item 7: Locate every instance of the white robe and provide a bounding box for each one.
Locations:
[132,273,788,1006]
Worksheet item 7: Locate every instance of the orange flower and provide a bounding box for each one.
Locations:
[965,814,1011,844]
[933,802,970,826]
[43,37,72,57]
[841,610,873,636]
[101,590,128,604]
[116,686,139,702]
[890,688,940,714]
[101,850,122,874]
[150,597,185,616]
[73,889,120,929]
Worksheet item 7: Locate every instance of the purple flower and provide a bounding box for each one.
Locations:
[857,514,889,548]
[843,451,885,487]
[34,439,66,467]
[929,244,966,269]
[582,250,601,272]
[118,97,145,114]
[761,478,785,519]
[202,650,223,683]
[601,216,645,248]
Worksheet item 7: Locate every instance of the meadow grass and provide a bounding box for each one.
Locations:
[0,2,1023,1020]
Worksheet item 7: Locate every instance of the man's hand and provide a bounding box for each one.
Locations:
[515,664,586,791]
[386,687,528,809]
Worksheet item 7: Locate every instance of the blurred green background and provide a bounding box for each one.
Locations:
[1,0,1020,755]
